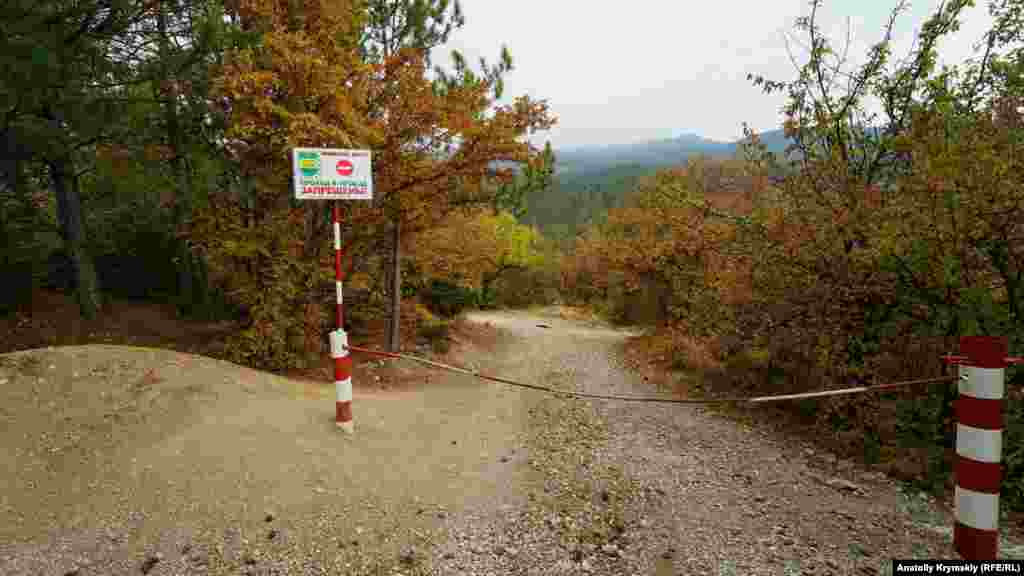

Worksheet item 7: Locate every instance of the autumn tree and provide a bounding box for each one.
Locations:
[359,6,554,350]
[191,0,554,368]
[358,0,466,350]
[562,154,768,340]
[357,0,556,351]
[412,208,547,302]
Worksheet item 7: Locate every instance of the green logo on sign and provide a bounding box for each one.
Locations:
[298,151,320,177]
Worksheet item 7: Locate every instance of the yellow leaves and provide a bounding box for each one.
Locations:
[411,209,546,289]
[214,0,374,196]
[142,144,174,162]
[347,271,373,290]
[565,158,769,335]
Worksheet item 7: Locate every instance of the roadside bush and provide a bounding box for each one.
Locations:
[490,266,560,309]
[415,302,436,324]
[0,261,34,316]
[888,370,1024,506]
[1,185,59,315]
[432,337,450,354]
[1003,380,1024,510]
[189,197,327,371]
[418,317,449,340]
[418,318,451,353]
[421,279,475,317]
[894,385,954,495]
[475,285,498,309]
[79,200,176,299]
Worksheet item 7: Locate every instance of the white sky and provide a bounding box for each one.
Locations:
[434,0,995,149]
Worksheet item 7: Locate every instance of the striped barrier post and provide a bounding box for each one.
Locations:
[331,202,353,433]
[954,336,1008,559]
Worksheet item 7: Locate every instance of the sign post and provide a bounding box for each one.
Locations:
[292,148,373,434]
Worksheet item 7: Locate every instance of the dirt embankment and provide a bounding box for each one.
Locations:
[0,311,529,575]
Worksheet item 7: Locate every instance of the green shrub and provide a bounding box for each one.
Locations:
[0,261,33,316]
[1002,373,1024,510]
[431,337,451,354]
[475,285,498,309]
[179,252,244,322]
[418,318,450,342]
[894,381,957,496]
[1,188,58,315]
[490,266,560,309]
[417,318,451,354]
[421,279,474,317]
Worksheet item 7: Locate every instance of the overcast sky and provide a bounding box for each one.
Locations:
[433,0,995,150]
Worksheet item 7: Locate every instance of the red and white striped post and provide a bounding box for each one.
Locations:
[330,202,354,433]
[294,147,371,432]
[954,336,1008,559]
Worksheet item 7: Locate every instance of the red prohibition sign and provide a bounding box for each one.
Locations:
[336,159,354,176]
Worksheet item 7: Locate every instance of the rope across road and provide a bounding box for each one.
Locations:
[344,344,958,404]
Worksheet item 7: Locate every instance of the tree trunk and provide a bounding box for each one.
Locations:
[51,157,101,319]
[0,131,23,197]
[386,215,401,352]
[157,0,196,317]
[0,140,24,308]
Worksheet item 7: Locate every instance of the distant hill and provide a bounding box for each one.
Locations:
[553,128,792,176]
[755,129,793,155]
[521,128,794,243]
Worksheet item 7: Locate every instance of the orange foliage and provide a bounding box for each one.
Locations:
[189,0,555,368]
[563,156,766,344]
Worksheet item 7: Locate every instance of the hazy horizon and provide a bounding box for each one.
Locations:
[433,0,995,150]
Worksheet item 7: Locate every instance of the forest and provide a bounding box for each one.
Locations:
[2,0,1024,513]
[527,129,793,245]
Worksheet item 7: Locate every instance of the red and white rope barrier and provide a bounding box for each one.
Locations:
[331,203,353,433]
[953,336,1008,560]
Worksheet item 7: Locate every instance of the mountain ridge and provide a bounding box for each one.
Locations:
[553,128,791,175]
[521,128,795,238]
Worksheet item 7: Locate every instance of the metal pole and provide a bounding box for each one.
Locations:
[954,336,1007,559]
[334,202,344,330]
[330,201,354,433]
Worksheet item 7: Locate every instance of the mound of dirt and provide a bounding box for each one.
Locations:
[0,334,533,575]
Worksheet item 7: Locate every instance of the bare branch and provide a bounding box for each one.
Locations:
[782,30,806,77]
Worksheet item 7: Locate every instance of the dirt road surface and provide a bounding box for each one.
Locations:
[0,308,1010,575]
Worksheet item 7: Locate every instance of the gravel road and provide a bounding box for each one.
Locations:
[429,310,966,576]
[0,308,1010,575]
